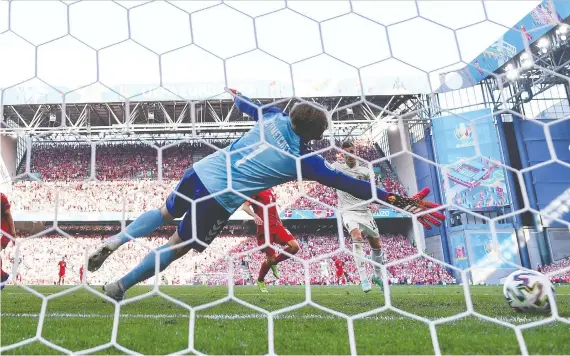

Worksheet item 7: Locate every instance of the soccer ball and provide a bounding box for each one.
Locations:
[503,270,555,313]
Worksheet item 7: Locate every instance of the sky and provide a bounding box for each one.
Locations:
[0,0,542,104]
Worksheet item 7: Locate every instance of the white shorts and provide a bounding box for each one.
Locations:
[342,211,380,238]
[320,269,330,278]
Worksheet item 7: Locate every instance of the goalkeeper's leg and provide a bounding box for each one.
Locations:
[88,206,171,272]
[89,168,203,272]
[104,230,191,301]
[102,171,230,300]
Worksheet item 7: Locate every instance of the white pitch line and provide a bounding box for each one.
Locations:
[0,312,549,323]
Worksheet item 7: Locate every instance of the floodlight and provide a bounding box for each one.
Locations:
[522,59,533,69]
[562,35,567,41]
[560,25,568,34]
[537,38,549,48]
[506,69,519,81]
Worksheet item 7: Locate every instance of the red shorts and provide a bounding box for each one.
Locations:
[256,225,294,256]
[59,271,65,278]
[336,269,344,278]
[1,235,11,249]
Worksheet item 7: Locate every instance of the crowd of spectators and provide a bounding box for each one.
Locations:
[10,180,175,213]
[27,141,227,181]
[541,258,570,283]
[4,139,437,287]
[1,230,455,286]
[11,139,409,213]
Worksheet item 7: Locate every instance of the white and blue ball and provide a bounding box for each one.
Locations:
[503,270,555,313]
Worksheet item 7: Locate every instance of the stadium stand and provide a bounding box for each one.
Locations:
[542,258,570,283]
[12,139,408,212]
[4,138,440,287]
[26,141,227,181]
[2,229,455,286]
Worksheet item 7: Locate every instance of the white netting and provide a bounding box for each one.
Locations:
[1,0,569,355]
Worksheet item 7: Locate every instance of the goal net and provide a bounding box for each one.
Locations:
[0,0,569,354]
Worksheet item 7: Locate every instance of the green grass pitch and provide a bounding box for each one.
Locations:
[1,284,569,355]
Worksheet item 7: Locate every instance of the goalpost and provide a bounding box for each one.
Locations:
[0,0,569,354]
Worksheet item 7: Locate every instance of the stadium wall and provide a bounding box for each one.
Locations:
[389,126,426,248]
[448,224,519,284]
[547,228,570,262]
[520,118,570,226]
[388,126,418,195]
[524,228,544,269]
[410,133,441,237]
[424,234,444,261]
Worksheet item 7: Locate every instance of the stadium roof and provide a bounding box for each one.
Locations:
[2,94,417,134]
[5,0,570,134]
[0,0,539,106]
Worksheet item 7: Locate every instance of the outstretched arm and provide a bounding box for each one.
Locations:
[300,155,445,229]
[229,89,283,122]
[301,155,389,202]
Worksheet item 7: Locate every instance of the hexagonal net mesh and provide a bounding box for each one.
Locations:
[0,0,569,354]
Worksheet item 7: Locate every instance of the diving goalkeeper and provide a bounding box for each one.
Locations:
[88,90,444,301]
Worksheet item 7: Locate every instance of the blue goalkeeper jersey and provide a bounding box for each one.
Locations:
[192,95,389,213]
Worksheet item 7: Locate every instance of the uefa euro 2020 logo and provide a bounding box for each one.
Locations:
[454,123,473,141]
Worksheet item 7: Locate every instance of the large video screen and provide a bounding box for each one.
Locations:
[432,109,510,210]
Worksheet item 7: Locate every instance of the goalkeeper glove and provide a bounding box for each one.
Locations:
[385,187,445,230]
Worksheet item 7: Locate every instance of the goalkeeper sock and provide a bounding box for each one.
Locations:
[110,209,164,248]
[352,240,368,282]
[371,248,383,279]
[119,243,176,290]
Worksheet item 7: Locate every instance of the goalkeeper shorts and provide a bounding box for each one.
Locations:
[166,167,231,252]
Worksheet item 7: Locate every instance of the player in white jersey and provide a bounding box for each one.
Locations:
[332,141,384,293]
[319,260,330,284]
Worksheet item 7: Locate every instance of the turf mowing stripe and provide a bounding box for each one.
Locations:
[0,312,547,323]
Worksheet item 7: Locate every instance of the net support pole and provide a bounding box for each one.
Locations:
[511,113,551,266]
[495,114,531,268]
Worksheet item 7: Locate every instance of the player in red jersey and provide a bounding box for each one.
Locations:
[335,258,346,285]
[57,257,67,285]
[242,188,299,293]
[1,192,16,290]
[79,265,84,284]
